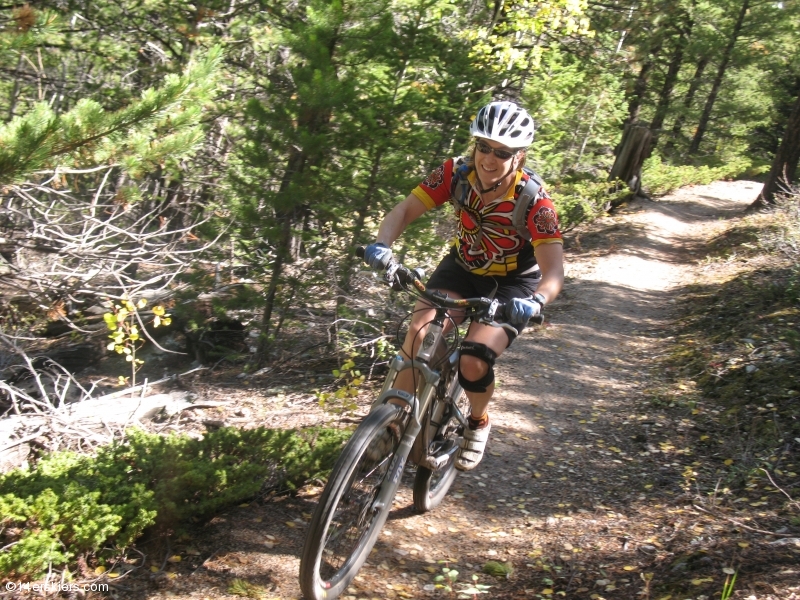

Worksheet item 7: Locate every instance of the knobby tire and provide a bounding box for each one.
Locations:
[299,403,405,600]
[412,383,469,513]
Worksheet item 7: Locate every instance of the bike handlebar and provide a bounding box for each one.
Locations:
[355,246,544,329]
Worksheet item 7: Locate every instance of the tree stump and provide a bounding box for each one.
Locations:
[609,124,653,195]
[753,89,800,208]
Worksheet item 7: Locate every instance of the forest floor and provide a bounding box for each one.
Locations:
[109,180,799,600]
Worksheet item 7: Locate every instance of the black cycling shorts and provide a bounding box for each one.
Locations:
[425,249,541,343]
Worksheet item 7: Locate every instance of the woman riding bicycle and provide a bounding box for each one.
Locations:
[362,100,565,472]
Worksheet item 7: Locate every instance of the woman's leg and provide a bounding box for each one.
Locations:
[459,269,540,417]
[458,322,510,419]
[393,291,464,394]
[454,322,511,471]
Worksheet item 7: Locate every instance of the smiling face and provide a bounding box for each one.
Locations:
[473,138,524,192]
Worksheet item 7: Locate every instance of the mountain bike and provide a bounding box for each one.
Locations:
[298,250,543,600]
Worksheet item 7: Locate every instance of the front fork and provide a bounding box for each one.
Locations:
[368,352,437,511]
[368,346,468,509]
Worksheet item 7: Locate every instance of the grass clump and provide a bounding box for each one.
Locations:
[228,578,269,598]
[665,191,800,475]
[0,426,349,579]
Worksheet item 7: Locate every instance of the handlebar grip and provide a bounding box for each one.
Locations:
[501,302,545,326]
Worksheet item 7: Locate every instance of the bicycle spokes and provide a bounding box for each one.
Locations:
[317,424,401,580]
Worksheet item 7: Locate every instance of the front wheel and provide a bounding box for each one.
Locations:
[299,403,405,600]
[412,387,469,512]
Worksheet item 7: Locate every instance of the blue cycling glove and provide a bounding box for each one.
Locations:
[507,295,544,326]
[363,242,393,270]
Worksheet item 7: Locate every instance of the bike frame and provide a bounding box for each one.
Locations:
[300,251,541,600]
[365,304,468,513]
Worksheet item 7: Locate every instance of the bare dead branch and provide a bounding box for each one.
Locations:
[1,170,227,312]
[760,468,800,512]
[692,504,796,537]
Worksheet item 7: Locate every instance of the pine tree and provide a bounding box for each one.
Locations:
[688,0,750,154]
[0,48,222,186]
[230,0,391,358]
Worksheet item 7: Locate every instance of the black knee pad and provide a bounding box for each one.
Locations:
[459,367,494,393]
[460,341,498,365]
[458,342,497,393]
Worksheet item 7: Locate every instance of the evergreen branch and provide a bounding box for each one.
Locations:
[0,46,222,186]
[34,165,120,175]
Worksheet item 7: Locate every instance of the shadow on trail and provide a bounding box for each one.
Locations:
[573,195,750,267]
[150,263,796,600]
[122,186,796,600]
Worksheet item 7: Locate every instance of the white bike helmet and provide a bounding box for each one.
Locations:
[469,101,535,148]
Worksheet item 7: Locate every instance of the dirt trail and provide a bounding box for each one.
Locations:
[120,181,797,600]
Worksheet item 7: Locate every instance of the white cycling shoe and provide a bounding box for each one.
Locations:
[455,416,491,471]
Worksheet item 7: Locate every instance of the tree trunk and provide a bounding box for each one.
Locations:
[689,0,749,154]
[257,143,308,360]
[257,205,301,359]
[256,123,332,361]
[339,146,385,296]
[625,56,657,125]
[6,54,24,122]
[752,90,800,208]
[609,124,653,196]
[663,57,709,154]
[650,8,695,147]
[622,33,664,125]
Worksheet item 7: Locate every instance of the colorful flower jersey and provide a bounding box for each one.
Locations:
[411,157,562,276]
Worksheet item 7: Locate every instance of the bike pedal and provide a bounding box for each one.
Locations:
[420,453,452,471]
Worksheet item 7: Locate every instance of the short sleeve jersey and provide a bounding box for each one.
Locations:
[411,157,562,276]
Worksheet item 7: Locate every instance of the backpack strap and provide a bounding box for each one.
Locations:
[511,168,543,242]
[450,161,487,251]
[450,161,472,210]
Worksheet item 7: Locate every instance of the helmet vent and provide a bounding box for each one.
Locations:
[469,101,534,147]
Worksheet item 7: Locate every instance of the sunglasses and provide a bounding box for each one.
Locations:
[475,140,520,160]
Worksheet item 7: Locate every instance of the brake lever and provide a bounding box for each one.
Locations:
[383,261,401,286]
[475,299,519,335]
[484,299,500,323]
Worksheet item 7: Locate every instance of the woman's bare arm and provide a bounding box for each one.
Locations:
[533,242,564,304]
[376,194,429,246]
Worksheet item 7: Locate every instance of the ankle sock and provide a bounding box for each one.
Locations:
[467,413,489,430]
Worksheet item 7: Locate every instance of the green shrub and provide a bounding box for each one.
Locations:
[641,153,755,196]
[547,153,762,232]
[0,426,349,579]
[552,177,630,231]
